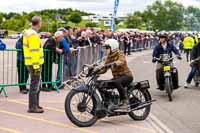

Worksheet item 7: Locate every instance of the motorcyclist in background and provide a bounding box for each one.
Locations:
[152,34,182,91]
[184,35,200,88]
[99,39,133,110]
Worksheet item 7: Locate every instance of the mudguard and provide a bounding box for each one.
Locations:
[129,80,150,90]
[72,85,103,111]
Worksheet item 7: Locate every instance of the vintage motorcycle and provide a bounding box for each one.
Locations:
[64,63,155,127]
[154,54,180,101]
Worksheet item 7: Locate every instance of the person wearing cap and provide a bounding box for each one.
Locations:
[184,34,200,88]
[57,28,72,88]
[41,31,64,91]
[152,34,182,91]
[98,39,133,111]
[23,16,44,113]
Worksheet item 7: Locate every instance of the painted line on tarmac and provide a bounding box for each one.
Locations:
[0,99,64,104]
[0,109,97,133]
[148,114,174,133]
[6,99,91,118]
[19,100,64,104]
[101,120,156,133]
[0,126,22,133]
[6,99,157,132]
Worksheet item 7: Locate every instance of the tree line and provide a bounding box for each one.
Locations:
[1,0,200,32]
[0,8,91,33]
[126,0,200,31]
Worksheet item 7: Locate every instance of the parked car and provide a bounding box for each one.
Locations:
[39,32,52,39]
[9,33,22,39]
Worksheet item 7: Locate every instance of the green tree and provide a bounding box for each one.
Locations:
[69,12,82,25]
[0,13,3,28]
[184,6,200,31]
[144,0,184,31]
[85,22,97,27]
[126,14,143,29]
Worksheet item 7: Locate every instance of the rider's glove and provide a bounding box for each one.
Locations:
[177,56,182,60]
[152,58,157,63]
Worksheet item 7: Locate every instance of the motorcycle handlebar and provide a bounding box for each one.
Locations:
[154,55,179,62]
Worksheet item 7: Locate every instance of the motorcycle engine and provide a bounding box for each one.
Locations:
[101,89,120,106]
[111,89,120,105]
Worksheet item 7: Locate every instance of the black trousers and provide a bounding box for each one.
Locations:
[185,49,191,62]
[104,75,133,101]
[17,60,28,91]
[156,67,179,89]
[27,66,41,109]
[124,43,131,55]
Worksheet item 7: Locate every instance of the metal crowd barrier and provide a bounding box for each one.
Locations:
[120,38,158,52]
[0,49,63,97]
[0,40,157,97]
[75,45,102,76]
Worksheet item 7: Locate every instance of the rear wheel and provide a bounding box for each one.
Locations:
[65,90,97,127]
[165,77,173,102]
[128,89,151,121]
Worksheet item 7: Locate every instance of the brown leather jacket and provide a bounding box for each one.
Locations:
[100,51,133,79]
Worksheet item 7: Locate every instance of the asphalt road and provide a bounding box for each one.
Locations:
[128,51,200,133]
[0,45,161,133]
[0,39,199,133]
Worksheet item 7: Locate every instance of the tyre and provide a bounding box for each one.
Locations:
[128,89,151,121]
[165,77,173,101]
[65,89,97,127]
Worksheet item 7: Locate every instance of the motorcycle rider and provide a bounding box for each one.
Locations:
[99,39,133,110]
[152,34,182,91]
[184,35,200,88]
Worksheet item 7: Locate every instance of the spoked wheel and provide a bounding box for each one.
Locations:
[128,89,151,121]
[65,90,97,127]
[165,77,173,102]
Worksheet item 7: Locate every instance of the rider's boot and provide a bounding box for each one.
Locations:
[115,90,130,112]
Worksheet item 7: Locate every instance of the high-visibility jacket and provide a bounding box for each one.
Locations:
[183,36,195,50]
[23,29,44,69]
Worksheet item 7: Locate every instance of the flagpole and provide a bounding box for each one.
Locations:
[111,0,119,32]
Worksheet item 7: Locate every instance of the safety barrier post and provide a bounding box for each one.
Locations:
[0,86,8,97]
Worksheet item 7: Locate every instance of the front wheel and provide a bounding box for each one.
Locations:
[65,89,97,127]
[165,77,173,101]
[128,89,151,121]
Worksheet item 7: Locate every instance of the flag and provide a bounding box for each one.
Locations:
[111,0,119,32]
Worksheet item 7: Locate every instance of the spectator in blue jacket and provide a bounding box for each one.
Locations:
[15,37,29,94]
[57,28,71,89]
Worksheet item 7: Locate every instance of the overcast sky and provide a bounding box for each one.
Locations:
[0,0,200,16]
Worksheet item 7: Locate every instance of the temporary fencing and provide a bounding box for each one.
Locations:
[0,39,157,97]
[0,49,63,97]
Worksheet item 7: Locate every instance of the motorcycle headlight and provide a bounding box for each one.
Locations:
[82,65,90,75]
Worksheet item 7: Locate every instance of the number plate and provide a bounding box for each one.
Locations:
[164,66,171,71]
